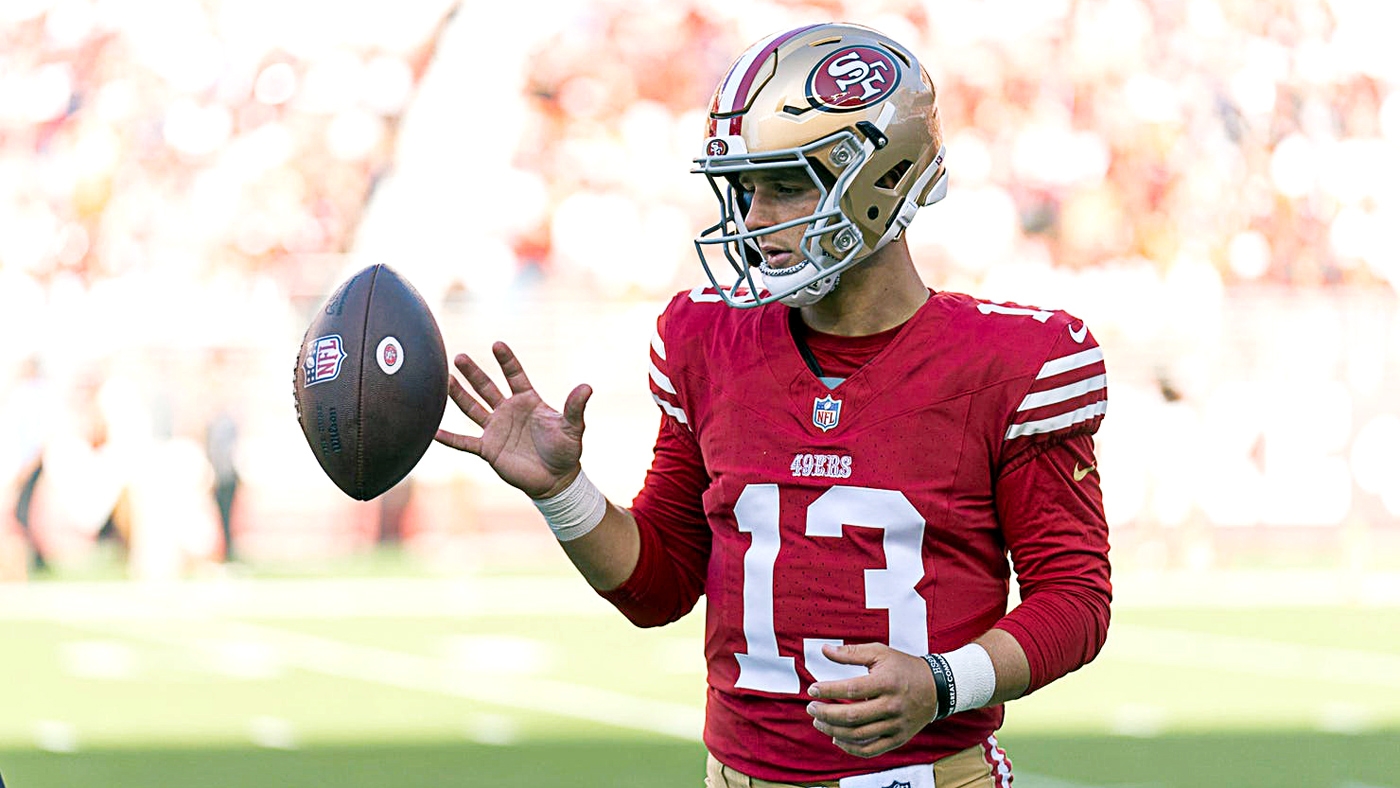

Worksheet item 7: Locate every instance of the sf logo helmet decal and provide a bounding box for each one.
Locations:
[806,46,901,112]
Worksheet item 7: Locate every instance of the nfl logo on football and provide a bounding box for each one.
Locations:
[305,334,347,386]
[812,394,842,432]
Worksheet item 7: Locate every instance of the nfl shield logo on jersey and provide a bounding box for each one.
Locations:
[812,394,842,432]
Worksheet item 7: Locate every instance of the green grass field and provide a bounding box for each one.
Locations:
[2,567,1398,788]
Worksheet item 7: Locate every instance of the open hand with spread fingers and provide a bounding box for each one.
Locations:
[433,341,592,499]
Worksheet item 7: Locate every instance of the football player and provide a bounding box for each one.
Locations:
[437,22,1110,787]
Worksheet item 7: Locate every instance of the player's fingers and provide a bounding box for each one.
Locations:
[455,353,506,407]
[818,718,893,746]
[446,375,491,426]
[807,698,895,729]
[562,384,592,431]
[808,673,878,701]
[492,342,536,396]
[807,644,885,701]
[811,704,905,759]
[831,732,900,759]
[823,642,886,666]
[434,428,481,455]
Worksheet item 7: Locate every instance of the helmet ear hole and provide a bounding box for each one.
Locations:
[867,206,880,220]
[876,159,913,190]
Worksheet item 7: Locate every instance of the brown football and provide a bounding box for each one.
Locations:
[293,264,447,500]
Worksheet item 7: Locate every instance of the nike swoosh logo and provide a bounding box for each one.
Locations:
[1073,463,1096,482]
[1068,323,1088,343]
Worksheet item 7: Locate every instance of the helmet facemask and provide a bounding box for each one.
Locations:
[694,130,872,308]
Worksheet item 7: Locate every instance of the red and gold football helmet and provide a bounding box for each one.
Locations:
[693,23,947,308]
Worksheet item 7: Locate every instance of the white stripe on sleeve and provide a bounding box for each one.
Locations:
[1036,347,1104,379]
[651,393,689,425]
[1005,400,1107,440]
[649,360,676,395]
[1017,374,1108,411]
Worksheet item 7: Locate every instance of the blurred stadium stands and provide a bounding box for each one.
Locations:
[1,0,1397,585]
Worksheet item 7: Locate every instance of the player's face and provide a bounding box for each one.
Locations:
[737,168,821,271]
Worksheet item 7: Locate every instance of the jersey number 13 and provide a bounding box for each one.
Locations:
[733,483,929,694]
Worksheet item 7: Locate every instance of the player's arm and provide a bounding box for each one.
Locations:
[541,394,713,599]
[433,342,641,588]
[972,627,1031,705]
[987,313,1112,694]
[991,430,1112,693]
[435,337,712,625]
[544,481,640,591]
[586,296,714,626]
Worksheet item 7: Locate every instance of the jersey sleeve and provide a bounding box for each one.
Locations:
[1001,318,1107,468]
[596,296,712,627]
[992,317,1111,692]
[992,431,1111,692]
[647,295,691,431]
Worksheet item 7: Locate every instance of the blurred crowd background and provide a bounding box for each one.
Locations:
[1,0,1397,587]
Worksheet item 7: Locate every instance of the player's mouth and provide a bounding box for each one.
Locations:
[761,247,794,268]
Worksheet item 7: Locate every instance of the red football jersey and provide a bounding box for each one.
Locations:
[602,287,1111,782]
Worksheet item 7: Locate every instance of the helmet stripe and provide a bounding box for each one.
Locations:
[716,31,786,114]
[718,24,823,135]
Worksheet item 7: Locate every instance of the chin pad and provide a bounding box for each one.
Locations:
[760,260,838,307]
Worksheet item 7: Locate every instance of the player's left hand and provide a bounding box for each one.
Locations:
[805,642,937,758]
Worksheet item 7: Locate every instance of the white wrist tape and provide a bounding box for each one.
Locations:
[943,643,997,714]
[531,470,607,542]
[923,643,997,720]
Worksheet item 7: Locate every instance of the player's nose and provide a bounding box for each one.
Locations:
[743,190,778,230]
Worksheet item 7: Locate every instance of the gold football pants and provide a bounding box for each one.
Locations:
[705,743,1009,788]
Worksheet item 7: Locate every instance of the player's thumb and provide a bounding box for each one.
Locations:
[823,642,885,666]
[562,384,592,432]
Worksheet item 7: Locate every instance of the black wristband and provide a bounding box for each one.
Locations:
[922,653,957,721]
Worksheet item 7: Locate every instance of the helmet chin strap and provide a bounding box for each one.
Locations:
[759,259,840,307]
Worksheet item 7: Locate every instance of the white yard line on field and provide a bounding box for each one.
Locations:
[4,569,1399,622]
[71,616,706,742]
[0,576,620,621]
[53,616,1128,788]
[1013,775,1146,788]
[1106,625,1400,689]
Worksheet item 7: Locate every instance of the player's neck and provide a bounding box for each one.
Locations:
[798,241,930,337]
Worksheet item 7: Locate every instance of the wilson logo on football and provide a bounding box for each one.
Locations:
[304,334,347,386]
[806,46,901,112]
